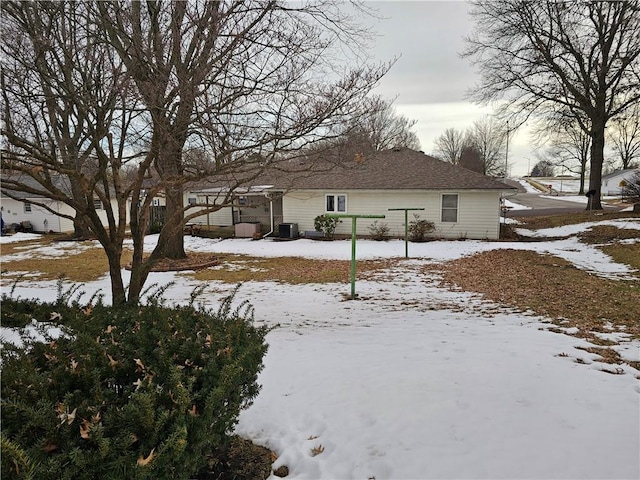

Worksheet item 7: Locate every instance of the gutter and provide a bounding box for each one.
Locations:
[262,193,274,238]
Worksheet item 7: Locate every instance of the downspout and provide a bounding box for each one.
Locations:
[262,193,274,238]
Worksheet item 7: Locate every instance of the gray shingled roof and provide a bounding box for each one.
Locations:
[269,148,515,191]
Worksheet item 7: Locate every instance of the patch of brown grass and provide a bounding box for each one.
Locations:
[517,211,640,230]
[1,246,133,283]
[577,225,640,244]
[436,249,640,338]
[600,242,640,272]
[187,254,396,284]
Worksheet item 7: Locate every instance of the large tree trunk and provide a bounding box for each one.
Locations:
[156,183,186,259]
[72,215,93,239]
[103,244,127,307]
[587,121,606,210]
[153,120,188,260]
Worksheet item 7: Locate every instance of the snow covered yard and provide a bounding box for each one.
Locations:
[1,219,639,479]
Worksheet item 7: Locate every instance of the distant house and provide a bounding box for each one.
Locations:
[0,175,126,233]
[601,168,640,196]
[186,148,515,240]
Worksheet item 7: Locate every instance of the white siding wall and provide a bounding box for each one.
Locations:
[601,171,639,195]
[282,189,502,240]
[1,197,66,232]
[188,205,234,226]
[1,197,127,233]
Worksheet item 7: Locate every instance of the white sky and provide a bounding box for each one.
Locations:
[361,1,537,176]
[2,222,640,478]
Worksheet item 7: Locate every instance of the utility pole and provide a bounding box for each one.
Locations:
[504,121,509,179]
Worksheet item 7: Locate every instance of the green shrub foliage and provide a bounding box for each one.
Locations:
[1,290,268,480]
[313,214,341,239]
[408,214,435,242]
[367,221,390,241]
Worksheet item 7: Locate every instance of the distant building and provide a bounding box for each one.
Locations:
[601,168,640,196]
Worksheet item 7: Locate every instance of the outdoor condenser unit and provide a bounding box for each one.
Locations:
[278,223,298,238]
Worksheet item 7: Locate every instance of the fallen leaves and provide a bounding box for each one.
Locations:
[137,448,155,466]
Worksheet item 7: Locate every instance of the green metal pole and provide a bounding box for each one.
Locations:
[350,217,357,299]
[325,213,384,300]
[388,208,425,259]
[404,210,409,258]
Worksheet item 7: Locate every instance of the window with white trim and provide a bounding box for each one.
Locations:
[325,194,346,213]
[24,202,32,213]
[187,197,197,205]
[441,194,458,222]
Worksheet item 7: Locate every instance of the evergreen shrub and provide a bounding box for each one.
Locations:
[368,221,390,241]
[313,215,341,239]
[408,214,435,242]
[1,289,268,480]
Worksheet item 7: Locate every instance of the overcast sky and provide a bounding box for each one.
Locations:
[359,1,535,176]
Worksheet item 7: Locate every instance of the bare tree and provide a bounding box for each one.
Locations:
[1,1,159,305]
[546,119,591,194]
[463,1,640,209]
[530,160,555,177]
[302,94,420,160]
[609,105,640,170]
[349,95,421,152]
[466,116,507,177]
[459,144,484,174]
[434,128,467,165]
[1,1,390,305]
[96,1,390,260]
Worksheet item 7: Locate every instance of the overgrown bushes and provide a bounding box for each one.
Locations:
[1,287,268,480]
[368,221,390,241]
[314,215,341,239]
[408,214,435,242]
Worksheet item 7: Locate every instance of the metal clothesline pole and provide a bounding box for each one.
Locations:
[388,208,425,258]
[326,213,385,299]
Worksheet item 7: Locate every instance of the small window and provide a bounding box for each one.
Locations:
[188,197,197,205]
[24,202,32,213]
[326,194,346,213]
[93,199,103,210]
[441,194,458,223]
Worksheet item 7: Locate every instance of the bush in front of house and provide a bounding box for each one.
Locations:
[1,289,268,480]
[368,221,390,241]
[314,214,341,239]
[408,214,435,242]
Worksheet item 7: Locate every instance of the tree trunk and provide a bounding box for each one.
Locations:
[70,183,93,239]
[587,122,606,210]
[103,245,127,307]
[127,262,153,306]
[73,215,93,239]
[156,183,186,259]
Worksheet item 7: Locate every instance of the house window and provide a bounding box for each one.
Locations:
[326,194,346,213]
[93,199,103,210]
[441,194,458,222]
[188,197,197,205]
[24,202,32,213]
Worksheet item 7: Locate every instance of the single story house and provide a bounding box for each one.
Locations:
[601,168,640,196]
[1,175,127,233]
[186,148,516,240]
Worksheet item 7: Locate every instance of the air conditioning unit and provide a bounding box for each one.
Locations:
[278,223,298,238]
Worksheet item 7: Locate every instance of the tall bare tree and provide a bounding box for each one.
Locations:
[609,105,640,170]
[1,0,390,304]
[96,1,389,259]
[547,119,591,194]
[466,116,508,177]
[463,1,640,209]
[434,128,467,165]
[1,1,157,305]
[349,95,421,152]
